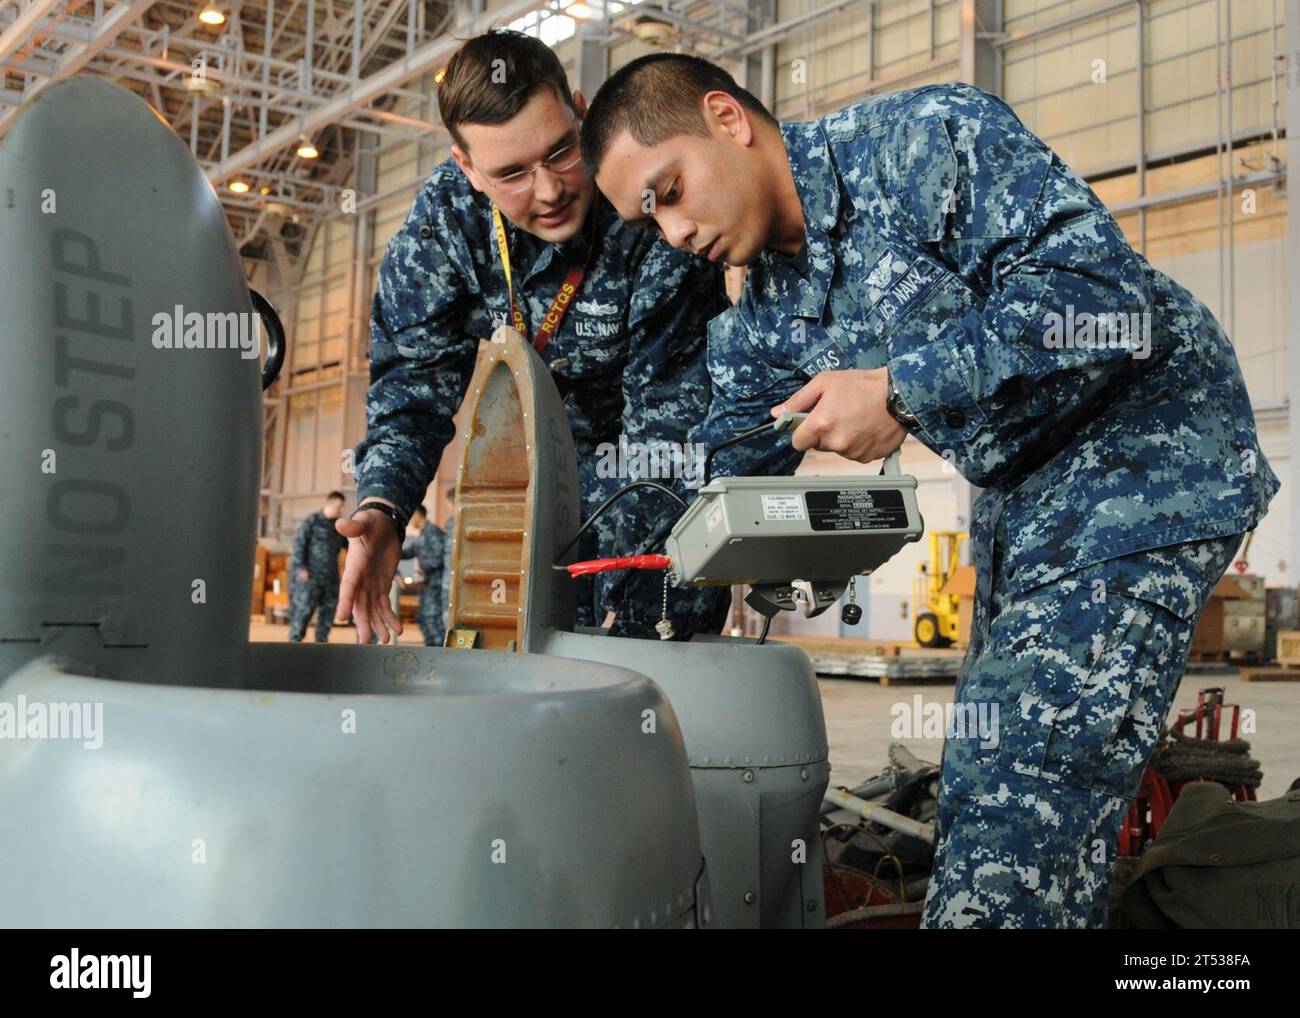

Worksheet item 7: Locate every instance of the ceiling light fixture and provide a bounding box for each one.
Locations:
[630,13,673,44]
[185,73,219,95]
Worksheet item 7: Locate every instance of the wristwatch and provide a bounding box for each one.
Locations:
[355,499,407,541]
[885,368,919,431]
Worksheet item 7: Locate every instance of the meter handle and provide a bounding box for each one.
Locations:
[772,411,809,434]
[775,413,903,474]
[704,414,809,486]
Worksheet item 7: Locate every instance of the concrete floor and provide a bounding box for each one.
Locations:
[819,672,1300,801]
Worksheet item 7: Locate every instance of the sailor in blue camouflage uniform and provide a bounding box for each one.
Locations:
[400,505,447,646]
[440,506,455,635]
[289,491,350,642]
[337,30,730,644]
[583,55,1278,927]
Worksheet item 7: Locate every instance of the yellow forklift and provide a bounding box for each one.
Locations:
[911,531,968,648]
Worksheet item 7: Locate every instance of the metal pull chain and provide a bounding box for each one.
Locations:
[655,572,674,640]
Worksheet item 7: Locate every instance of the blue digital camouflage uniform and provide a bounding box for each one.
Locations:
[440,511,454,634]
[289,510,349,642]
[932,527,1241,927]
[352,158,732,637]
[668,82,1277,926]
[401,521,447,646]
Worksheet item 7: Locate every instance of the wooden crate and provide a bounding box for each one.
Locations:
[1275,629,1300,668]
[250,543,269,616]
[939,565,976,648]
[263,552,289,624]
[1190,576,1252,658]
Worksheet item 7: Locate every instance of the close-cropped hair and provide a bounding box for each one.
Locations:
[582,53,777,175]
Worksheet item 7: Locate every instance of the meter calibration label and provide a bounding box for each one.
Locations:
[805,489,908,531]
[761,494,806,521]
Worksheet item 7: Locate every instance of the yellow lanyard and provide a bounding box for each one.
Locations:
[491,205,529,339]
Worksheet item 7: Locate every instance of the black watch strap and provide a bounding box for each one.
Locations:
[355,500,407,540]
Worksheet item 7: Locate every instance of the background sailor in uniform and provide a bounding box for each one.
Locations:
[289,491,349,643]
[400,504,448,647]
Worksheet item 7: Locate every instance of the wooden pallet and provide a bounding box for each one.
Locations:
[769,635,911,657]
[877,672,962,687]
[1188,651,1227,663]
[769,635,966,658]
[765,636,964,686]
[1239,664,1300,682]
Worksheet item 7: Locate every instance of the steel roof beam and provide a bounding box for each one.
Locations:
[205,0,546,183]
[0,8,428,103]
[0,0,63,65]
[0,1,160,135]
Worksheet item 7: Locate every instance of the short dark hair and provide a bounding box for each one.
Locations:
[438,29,575,151]
[413,504,428,518]
[582,53,777,177]
[326,491,345,502]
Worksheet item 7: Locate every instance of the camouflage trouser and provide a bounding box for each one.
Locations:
[573,454,618,629]
[288,578,339,642]
[417,586,446,647]
[921,518,1242,929]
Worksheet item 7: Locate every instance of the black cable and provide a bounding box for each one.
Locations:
[703,420,782,486]
[552,479,687,568]
[756,616,771,645]
[552,417,791,572]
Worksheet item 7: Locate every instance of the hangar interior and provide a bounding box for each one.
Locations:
[5,1,1282,628]
[15,0,1273,642]
[2,0,1298,931]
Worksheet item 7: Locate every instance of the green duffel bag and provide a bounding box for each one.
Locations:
[1122,781,1300,929]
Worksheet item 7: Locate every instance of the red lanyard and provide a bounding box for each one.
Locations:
[492,204,594,354]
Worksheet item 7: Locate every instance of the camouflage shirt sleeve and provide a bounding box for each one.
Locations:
[352,174,481,520]
[596,244,734,637]
[883,86,1152,486]
[290,514,312,574]
[686,301,807,484]
[619,239,728,447]
[603,239,727,562]
[422,523,446,576]
[604,301,806,637]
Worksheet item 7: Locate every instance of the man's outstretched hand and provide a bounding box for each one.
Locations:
[771,367,906,464]
[334,508,403,644]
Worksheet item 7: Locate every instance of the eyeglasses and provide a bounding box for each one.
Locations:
[492,141,583,195]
